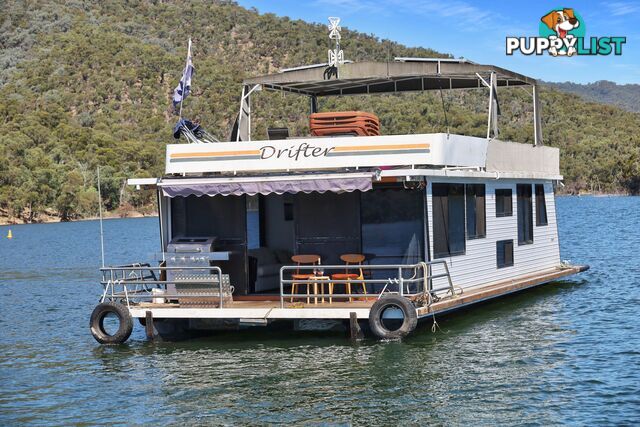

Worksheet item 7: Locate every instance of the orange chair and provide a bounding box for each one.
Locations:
[290,254,321,303]
[310,111,380,137]
[330,254,366,302]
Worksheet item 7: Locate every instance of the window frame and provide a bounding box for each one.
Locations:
[517,184,534,245]
[432,183,466,259]
[495,188,513,217]
[496,239,514,268]
[535,184,548,226]
[465,183,486,239]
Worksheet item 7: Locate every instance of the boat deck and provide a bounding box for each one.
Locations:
[128,265,587,320]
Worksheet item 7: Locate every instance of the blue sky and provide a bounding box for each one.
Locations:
[236,0,639,84]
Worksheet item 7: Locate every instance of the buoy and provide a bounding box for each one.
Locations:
[6,229,12,239]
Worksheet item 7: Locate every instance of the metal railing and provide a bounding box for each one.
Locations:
[99,260,456,311]
[279,260,455,308]
[99,264,224,308]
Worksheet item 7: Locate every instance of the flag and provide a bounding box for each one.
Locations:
[173,39,194,108]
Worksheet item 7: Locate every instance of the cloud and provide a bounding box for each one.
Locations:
[314,0,493,29]
[390,0,492,28]
[606,2,640,16]
[313,0,383,14]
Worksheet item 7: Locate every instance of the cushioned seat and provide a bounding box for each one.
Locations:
[292,273,314,280]
[248,247,291,292]
[331,273,359,280]
[257,264,281,277]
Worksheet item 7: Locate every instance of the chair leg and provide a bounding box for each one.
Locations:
[306,282,310,305]
[347,281,352,302]
[329,282,333,304]
[291,282,297,303]
[313,282,318,305]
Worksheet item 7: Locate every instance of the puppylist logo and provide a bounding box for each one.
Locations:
[506,8,626,56]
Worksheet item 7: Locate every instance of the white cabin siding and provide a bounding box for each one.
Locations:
[427,179,560,291]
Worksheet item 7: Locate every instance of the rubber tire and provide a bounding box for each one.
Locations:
[90,302,133,344]
[368,295,418,339]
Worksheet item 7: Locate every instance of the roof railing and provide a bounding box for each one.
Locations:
[394,57,477,64]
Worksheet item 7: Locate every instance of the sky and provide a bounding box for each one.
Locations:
[236,0,640,84]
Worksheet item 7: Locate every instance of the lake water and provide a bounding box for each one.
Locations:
[0,196,639,425]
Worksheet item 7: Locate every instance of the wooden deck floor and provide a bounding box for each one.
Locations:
[138,299,375,310]
[134,265,587,319]
[417,265,588,317]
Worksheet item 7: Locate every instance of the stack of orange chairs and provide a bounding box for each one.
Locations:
[310,111,380,137]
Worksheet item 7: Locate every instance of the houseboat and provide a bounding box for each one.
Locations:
[90,57,588,344]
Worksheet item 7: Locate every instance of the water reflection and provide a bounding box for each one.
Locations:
[1,198,640,424]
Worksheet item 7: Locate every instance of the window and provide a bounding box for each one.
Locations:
[433,183,465,258]
[465,184,486,239]
[283,201,294,221]
[517,184,533,245]
[295,191,361,265]
[496,240,514,268]
[171,195,247,239]
[535,184,548,226]
[361,187,425,278]
[495,189,513,217]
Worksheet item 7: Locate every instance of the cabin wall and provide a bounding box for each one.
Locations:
[427,179,560,290]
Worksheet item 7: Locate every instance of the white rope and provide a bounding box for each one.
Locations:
[417,261,443,333]
[101,280,111,303]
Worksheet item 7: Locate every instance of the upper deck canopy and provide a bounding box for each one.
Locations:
[242,59,537,97]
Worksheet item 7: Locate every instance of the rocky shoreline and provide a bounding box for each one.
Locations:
[0,209,156,225]
[1,193,633,226]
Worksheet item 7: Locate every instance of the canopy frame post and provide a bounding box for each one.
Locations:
[476,72,498,140]
[487,72,495,140]
[533,84,543,146]
[236,84,261,142]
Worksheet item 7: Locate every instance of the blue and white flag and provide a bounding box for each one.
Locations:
[173,39,194,107]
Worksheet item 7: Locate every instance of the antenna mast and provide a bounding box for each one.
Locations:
[97,167,105,268]
[327,17,344,67]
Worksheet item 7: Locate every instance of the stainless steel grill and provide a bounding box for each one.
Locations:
[166,237,217,282]
[166,237,233,306]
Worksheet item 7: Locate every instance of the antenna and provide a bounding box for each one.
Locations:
[327,17,344,67]
[97,166,105,268]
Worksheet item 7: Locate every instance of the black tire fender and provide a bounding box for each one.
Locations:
[368,295,417,339]
[90,302,133,344]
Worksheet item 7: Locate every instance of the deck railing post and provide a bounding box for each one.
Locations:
[218,267,223,309]
[279,267,284,308]
[398,267,404,296]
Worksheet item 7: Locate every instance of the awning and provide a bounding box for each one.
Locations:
[159,173,374,197]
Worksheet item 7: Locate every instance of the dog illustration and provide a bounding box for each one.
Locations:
[541,8,580,56]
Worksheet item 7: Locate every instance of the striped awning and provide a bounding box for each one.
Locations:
[159,173,373,197]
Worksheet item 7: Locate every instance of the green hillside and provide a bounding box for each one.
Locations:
[1,0,639,222]
[547,80,640,113]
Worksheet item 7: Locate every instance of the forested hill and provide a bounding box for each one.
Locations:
[547,81,640,113]
[1,1,639,223]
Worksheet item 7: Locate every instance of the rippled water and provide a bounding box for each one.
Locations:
[1,196,639,425]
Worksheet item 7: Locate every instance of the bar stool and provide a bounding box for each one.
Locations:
[290,255,321,303]
[330,254,366,302]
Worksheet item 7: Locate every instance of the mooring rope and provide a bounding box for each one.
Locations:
[416,261,442,333]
